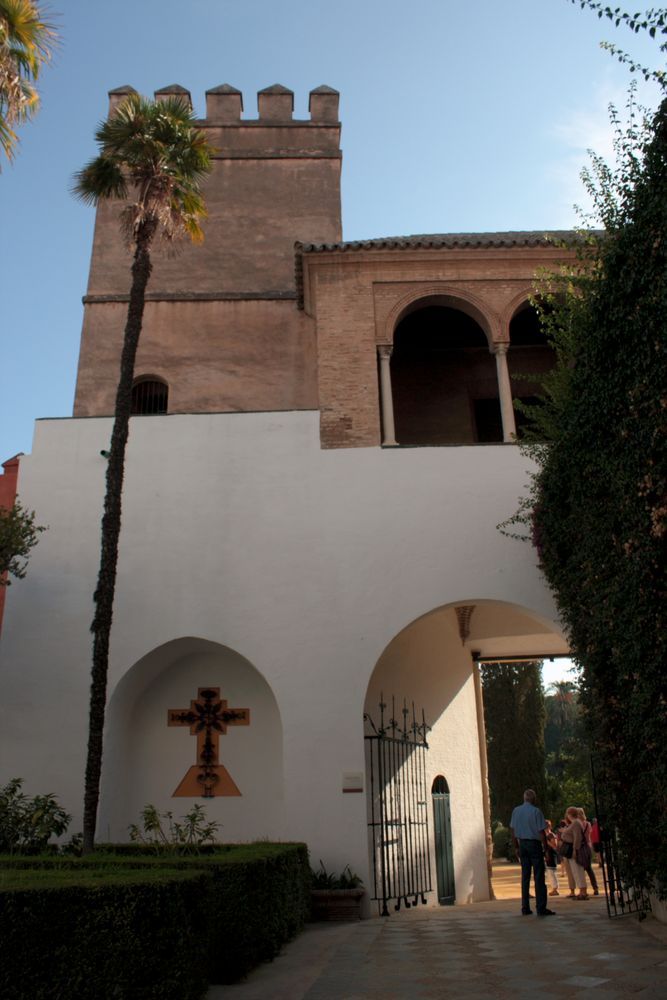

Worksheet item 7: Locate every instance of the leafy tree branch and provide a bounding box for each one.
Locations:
[0,498,44,584]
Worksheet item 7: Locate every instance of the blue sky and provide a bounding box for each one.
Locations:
[0,0,661,466]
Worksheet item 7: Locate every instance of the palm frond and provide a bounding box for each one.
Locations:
[0,1,58,161]
[0,109,17,158]
[0,1,57,66]
[74,92,214,249]
[72,156,127,205]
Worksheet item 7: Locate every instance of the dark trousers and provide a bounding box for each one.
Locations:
[519,839,547,914]
[584,860,599,892]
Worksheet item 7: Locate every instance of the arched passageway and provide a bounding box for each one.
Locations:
[363,600,568,913]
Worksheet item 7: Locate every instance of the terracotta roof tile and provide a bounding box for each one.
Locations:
[297,230,587,254]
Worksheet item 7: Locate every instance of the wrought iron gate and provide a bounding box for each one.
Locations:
[364,696,432,916]
[591,756,651,919]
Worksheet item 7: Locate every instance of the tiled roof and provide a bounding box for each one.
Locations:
[297,230,586,254]
[295,230,596,307]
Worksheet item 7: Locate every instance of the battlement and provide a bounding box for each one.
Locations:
[108,82,339,125]
[76,80,343,406]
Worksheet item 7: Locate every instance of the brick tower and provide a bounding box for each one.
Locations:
[73,83,342,418]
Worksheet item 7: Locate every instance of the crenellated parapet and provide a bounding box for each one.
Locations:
[106,82,340,126]
[105,82,341,160]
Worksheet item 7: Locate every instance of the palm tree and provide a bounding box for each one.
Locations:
[0,0,56,163]
[73,94,213,852]
[547,680,577,730]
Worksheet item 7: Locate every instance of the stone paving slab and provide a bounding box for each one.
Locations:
[208,895,667,1000]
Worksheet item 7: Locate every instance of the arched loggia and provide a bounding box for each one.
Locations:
[389,302,502,445]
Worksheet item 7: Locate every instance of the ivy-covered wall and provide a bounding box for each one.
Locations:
[533,98,667,891]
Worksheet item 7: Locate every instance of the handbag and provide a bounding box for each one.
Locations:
[576,842,592,868]
[559,840,573,859]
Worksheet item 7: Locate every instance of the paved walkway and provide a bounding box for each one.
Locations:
[208,865,667,1000]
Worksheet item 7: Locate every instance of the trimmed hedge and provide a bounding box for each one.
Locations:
[0,868,210,1000]
[0,843,311,989]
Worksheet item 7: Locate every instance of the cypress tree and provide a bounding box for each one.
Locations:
[481,662,546,825]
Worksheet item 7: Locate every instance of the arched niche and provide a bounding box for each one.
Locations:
[99,637,284,842]
[389,296,501,444]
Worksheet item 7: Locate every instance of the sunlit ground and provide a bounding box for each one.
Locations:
[491,858,603,901]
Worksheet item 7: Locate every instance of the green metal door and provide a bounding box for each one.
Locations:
[432,775,455,905]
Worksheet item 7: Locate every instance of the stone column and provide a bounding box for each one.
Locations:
[492,343,516,442]
[472,654,495,901]
[377,345,398,446]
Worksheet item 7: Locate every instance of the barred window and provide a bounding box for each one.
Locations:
[131,379,168,415]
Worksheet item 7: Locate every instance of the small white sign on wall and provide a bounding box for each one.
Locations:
[342,772,364,793]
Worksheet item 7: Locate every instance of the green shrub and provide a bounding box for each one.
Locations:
[0,778,71,854]
[128,803,219,852]
[311,861,363,888]
[492,824,512,860]
[0,868,211,1000]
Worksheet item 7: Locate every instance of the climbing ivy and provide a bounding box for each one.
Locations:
[527,95,667,893]
[569,1,667,85]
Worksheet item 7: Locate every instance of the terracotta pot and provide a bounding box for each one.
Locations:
[311,888,365,921]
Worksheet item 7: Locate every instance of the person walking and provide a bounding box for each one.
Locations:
[510,789,556,917]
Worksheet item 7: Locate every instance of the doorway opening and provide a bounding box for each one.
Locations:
[432,775,455,904]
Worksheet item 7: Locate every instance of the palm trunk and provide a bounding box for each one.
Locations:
[82,221,156,854]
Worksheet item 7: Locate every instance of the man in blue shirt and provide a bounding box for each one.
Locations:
[509,789,556,917]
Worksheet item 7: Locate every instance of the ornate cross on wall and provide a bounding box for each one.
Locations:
[168,687,250,798]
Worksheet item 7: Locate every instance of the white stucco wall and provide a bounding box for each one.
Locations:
[0,410,564,901]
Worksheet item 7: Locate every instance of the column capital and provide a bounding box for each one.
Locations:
[491,341,509,357]
[377,344,394,361]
